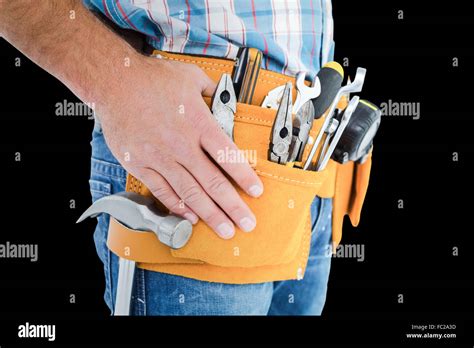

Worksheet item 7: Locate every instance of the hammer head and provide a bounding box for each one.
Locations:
[77,192,193,249]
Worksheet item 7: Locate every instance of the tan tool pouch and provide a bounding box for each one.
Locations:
[106,50,372,284]
[107,101,372,284]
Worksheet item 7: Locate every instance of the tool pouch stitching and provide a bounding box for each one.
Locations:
[111,102,329,270]
[107,110,372,284]
[106,64,374,283]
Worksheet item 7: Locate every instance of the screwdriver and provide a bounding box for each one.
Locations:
[297,62,343,169]
[303,66,367,170]
[312,61,344,119]
[232,47,263,104]
[285,62,344,168]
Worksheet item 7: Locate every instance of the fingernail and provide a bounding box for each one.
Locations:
[248,184,263,197]
[240,217,256,232]
[184,213,198,225]
[217,223,235,239]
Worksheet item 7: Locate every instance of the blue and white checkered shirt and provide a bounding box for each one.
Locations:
[84,0,334,79]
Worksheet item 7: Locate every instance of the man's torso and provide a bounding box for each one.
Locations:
[83,0,334,79]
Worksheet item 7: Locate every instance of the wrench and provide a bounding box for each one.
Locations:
[262,71,321,114]
[303,67,367,170]
[287,73,324,162]
[293,72,321,114]
[315,116,339,169]
[316,96,360,171]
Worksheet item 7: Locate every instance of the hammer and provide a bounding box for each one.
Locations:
[77,191,193,315]
[77,191,193,249]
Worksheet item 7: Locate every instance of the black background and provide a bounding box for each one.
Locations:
[0,0,473,346]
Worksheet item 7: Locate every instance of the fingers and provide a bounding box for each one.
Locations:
[155,161,237,240]
[139,168,199,225]
[198,108,264,198]
[178,150,257,233]
[130,63,263,240]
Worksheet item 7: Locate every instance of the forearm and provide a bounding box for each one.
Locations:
[0,0,140,104]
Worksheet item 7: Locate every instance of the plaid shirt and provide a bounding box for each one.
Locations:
[84,0,334,79]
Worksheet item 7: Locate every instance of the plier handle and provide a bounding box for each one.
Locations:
[269,82,293,164]
[289,100,315,162]
[211,74,237,140]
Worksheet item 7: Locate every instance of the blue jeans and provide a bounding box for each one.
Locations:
[90,120,333,315]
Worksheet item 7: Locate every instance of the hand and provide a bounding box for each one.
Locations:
[97,54,263,239]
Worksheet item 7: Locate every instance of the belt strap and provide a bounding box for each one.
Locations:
[151,50,307,107]
[105,50,373,284]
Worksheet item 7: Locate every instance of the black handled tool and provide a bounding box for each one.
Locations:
[304,67,366,170]
[232,47,263,104]
[312,62,344,119]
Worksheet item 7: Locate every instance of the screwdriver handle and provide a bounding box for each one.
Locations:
[233,47,263,104]
[312,62,344,119]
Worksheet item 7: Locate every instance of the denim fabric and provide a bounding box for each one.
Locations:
[90,120,332,315]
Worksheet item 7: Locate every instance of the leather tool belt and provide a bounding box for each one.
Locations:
[106,50,373,284]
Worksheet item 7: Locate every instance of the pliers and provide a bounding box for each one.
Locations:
[288,98,315,162]
[211,73,237,140]
[269,82,293,164]
[288,74,322,162]
[266,72,320,164]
